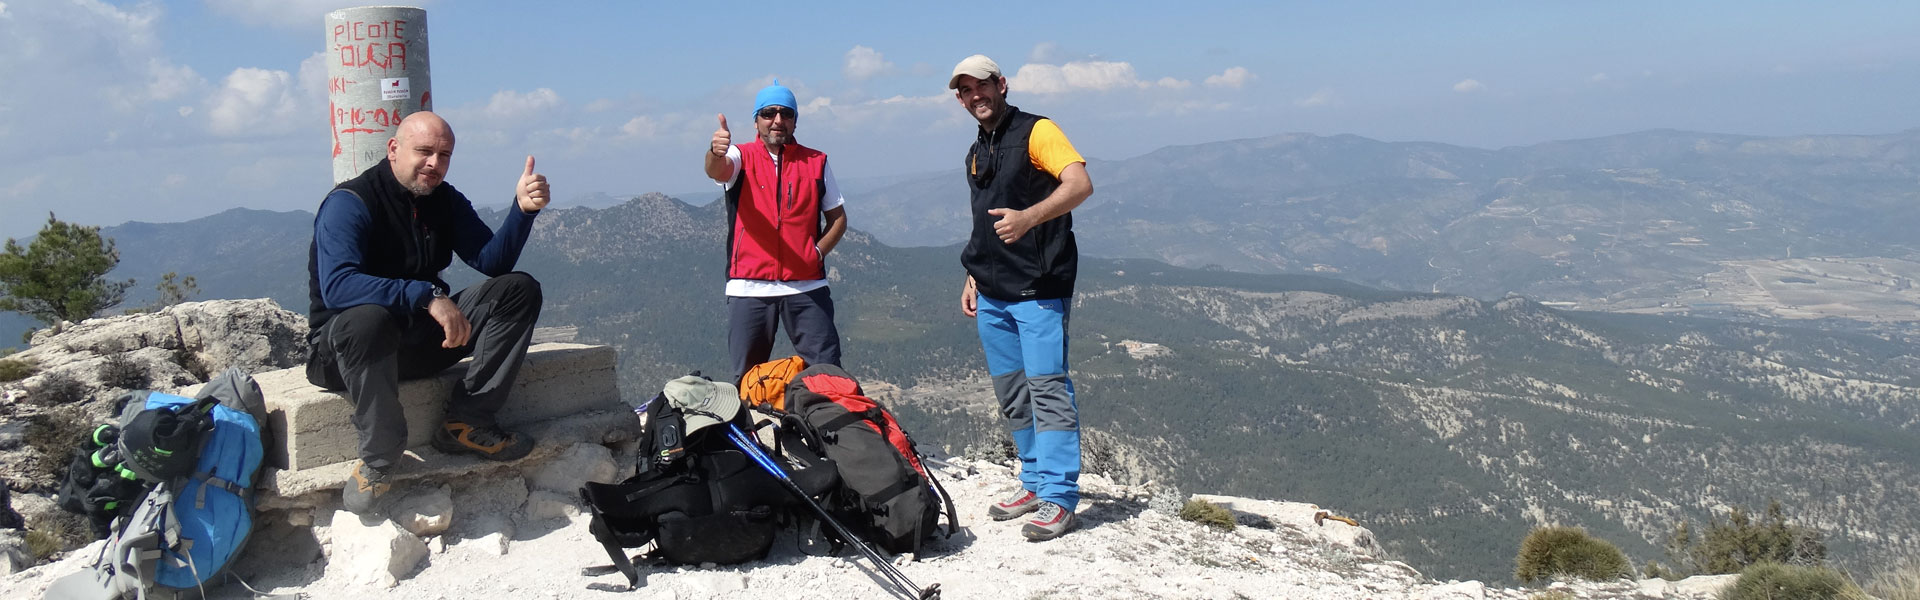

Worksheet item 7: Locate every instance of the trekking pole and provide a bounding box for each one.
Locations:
[724,425,940,600]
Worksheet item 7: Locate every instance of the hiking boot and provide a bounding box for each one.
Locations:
[342,460,392,515]
[432,421,535,461]
[988,488,1041,521]
[1021,501,1075,541]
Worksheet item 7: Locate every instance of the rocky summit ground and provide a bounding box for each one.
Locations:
[3,457,1730,600]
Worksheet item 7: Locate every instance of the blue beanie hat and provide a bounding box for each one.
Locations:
[754,79,798,116]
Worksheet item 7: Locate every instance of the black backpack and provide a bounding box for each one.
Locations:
[581,386,838,590]
[785,364,957,555]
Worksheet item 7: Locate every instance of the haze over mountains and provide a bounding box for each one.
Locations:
[9,128,1920,581]
[858,129,1920,332]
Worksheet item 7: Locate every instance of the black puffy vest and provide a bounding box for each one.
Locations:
[306,159,459,334]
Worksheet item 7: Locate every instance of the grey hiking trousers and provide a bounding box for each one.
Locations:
[306,272,543,469]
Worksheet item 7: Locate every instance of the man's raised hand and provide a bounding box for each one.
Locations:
[711,113,732,157]
[516,155,549,213]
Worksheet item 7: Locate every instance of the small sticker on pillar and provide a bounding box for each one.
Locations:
[381,77,410,101]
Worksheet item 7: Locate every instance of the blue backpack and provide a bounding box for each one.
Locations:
[45,368,270,599]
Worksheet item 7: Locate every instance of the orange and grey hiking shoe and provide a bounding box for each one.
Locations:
[432,421,534,461]
[343,460,392,515]
[1021,501,1075,541]
[988,488,1041,521]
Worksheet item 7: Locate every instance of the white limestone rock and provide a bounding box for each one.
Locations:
[1424,580,1486,599]
[390,484,455,538]
[521,490,580,523]
[525,443,617,495]
[324,510,429,588]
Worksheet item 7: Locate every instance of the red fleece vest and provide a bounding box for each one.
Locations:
[728,140,827,281]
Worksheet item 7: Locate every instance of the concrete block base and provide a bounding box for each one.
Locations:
[252,343,621,471]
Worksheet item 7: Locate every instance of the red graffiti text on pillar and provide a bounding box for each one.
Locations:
[332,20,410,71]
[331,20,408,44]
[337,42,408,70]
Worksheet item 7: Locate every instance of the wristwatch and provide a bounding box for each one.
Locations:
[431,286,449,300]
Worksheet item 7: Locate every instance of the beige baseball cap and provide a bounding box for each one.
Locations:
[949,54,1002,89]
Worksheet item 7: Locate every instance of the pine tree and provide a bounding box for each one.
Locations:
[0,213,133,326]
[152,272,199,308]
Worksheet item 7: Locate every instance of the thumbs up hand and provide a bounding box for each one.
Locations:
[516,155,549,213]
[711,113,732,157]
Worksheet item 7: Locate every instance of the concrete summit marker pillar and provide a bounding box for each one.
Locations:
[325,6,431,184]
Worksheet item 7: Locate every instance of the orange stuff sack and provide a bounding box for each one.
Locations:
[739,356,806,411]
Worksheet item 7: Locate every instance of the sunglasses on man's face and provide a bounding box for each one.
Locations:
[757,107,796,120]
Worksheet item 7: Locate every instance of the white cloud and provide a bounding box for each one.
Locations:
[203,0,417,29]
[1011,61,1189,95]
[800,96,833,116]
[0,0,209,156]
[480,88,564,121]
[1204,66,1254,88]
[0,2,10,19]
[144,59,204,103]
[1452,78,1485,93]
[1296,88,1338,107]
[619,116,659,139]
[206,67,302,136]
[5,174,43,199]
[1028,42,1098,65]
[1589,72,1610,83]
[297,51,330,98]
[843,45,894,81]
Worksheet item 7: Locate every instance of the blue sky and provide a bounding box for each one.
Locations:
[2,0,1917,239]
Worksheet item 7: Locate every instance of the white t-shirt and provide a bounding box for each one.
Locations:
[713,144,847,297]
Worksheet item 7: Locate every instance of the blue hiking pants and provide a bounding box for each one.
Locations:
[976,295,1080,511]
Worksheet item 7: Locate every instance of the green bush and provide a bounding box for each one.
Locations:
[1514,526,1631,584]
[172,348,208,381]
[1649,500,1828,578]
[1867,557,1920,600]
[1719,562,1867,600]
[24,511,90,561]
[23,530,60,561]
[24,406,91,478]
[95,352,149,390]
[0,356,35,382]
[1179,498,1236,531]
[28,370,87,406]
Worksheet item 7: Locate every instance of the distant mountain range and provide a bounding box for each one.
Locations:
[66,180,1920,582]
[856,129,1920,330]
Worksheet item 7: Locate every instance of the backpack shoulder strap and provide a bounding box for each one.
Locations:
[923,466,960,537]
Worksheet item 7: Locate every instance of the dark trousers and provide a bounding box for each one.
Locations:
[727,286,841,382]
[307,272,543,468]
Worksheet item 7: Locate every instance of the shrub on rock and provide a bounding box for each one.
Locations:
[1720,562,1867,600]
[1514,525,1630,583]
[1179,498,1235,531]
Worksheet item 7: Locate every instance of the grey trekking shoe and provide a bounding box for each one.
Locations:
[342,460,392,515]
[988,488,1041,521]
[1021,501,1075,541]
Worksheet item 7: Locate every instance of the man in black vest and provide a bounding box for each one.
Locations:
[950,55,1095,541]
[306,111,550,515]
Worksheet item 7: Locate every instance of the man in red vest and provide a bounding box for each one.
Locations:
[703,81,848,382]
